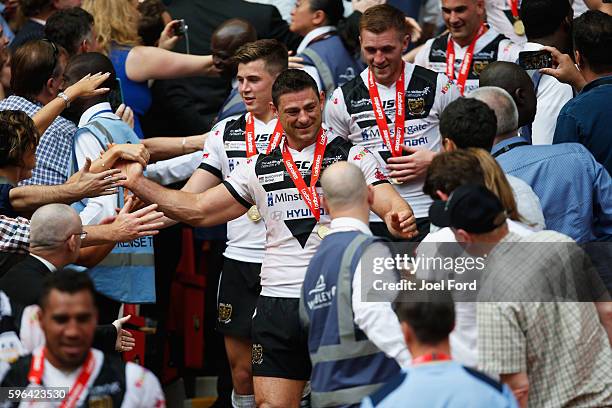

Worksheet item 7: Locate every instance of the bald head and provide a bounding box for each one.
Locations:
[211,19,257,77]
[321,162,369,213]
[470,87,519,137]
[30,204,82,250]
[479,61,537,127]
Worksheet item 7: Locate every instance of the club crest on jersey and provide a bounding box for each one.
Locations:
[472,60,489,76]
[408,98,426,115]
[252,344,264,364]
[88,395,114,408]
[218,303,233,323]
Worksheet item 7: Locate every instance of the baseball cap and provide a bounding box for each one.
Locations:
[429,184,507,233]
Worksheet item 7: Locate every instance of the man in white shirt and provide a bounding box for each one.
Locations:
[300,162,410,407]
[415,0,522,95]
[0,270,165,407]
[118,69,417,408]
[514,0,574,144]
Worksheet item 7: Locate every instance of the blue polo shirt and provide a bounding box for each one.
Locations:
[553,75,612,175]
[492,136,612,243]
[361,361,518,408]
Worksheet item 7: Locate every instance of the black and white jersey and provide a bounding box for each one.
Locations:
[325,63,460,219]
[414,27,522,95]
[223,132,387,298]
[200,114,278,263]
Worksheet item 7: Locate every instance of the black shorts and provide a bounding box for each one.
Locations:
[216,257,261,338]
[370,217,431,243]
[251,296,311,380]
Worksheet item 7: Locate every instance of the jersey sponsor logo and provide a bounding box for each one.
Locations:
[362,123,429,141]
[258,171,284,185]
[228,158,236,172]
[270,211,283,221]
[429,62,447,72]
[406,86,431,98]
[269,191,302,206]
[224,140,246,150]
[89,381,122,398]
[431,48,447,58]
[350,97,371,109]
[441,80,455,94]
[474,50,495,59]
[286,205,327,220]
[261,158,283,169]
[306,275,336,310]
[252,344,263,365]
[375,168,386,181]
[202,153,210,159]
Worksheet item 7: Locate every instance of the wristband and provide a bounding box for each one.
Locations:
[57,92,70,108]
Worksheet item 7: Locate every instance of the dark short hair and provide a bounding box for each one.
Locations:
[45,7,94,57]
[232,39,288,77]
[0,110,40,167]
[520,0,571,39]
[393,298,455,345]
[137,0,167,47]
[19,0,53,18]
[63,52,116,92]
[39,270,96,309]
[309,0,344,27]
[573,10,612,74]
[423,150,485,199]
[439,98,497,151]
[272,69,318,107]
[11,40,65,99]
[359,4,407,36]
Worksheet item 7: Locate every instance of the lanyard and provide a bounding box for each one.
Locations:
[508,0,519,19]
[367,63,406,157]
[245,113,284,157]
[281,128,326,221]
[446,24,486,95]
[28,348,95,408]
[412,352,452,365]
[491,141,529,158]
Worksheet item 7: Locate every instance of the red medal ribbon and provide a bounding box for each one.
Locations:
[28,348,95,408]
[281,128,327,221]
[446,24,486,95]
[245,113,284,157]
[509,0,520,19]
[412,352,452,365]
[367,63,406,157]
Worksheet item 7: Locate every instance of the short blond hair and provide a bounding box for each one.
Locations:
[82,0,141,56]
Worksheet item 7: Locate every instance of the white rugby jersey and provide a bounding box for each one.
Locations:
[325,63,460,219]
[223,132,388,298]
[414,27,522,95]
[200,114,278,263]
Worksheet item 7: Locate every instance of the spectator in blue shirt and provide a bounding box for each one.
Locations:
[476,62,612,243]
[550,11,612,175]
[362,295,518,408]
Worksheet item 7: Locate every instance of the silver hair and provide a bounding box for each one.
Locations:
[469,86,519,135]
[30,203,82,249]
[320,162,367,209]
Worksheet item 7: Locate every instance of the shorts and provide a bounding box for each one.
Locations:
[251,296,312,380]
[216,257,261,338]
[370,217,431,243]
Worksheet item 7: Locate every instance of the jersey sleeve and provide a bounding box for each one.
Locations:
[498,39,523,63]
[125,363,166,407]
[435,73,461,115]
[198,120,226,180]
[222,156,257,208]
[414,39,433,68]
[348,145,389,186]
[324,87,351,140]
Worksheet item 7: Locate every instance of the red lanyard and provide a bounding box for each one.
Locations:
[28,348,95,408]
[367,63,406,157]
[509,0,519,19]
[412,352,452,365]
[281,128,326,221]
[446,24,486,95]
[245,113,284,157]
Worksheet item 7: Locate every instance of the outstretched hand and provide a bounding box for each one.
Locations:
[385,209,418,240]
[113,315,136,353]
[67,157,126,197]
[539,46,586,92]
[386,146,436,183]
[115,159,145,189]
[64,72,111,100]
[109,197,164,242]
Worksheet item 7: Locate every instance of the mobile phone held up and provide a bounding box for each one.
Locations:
[518,50,553,70]
[173,19,187,37]
[109,77,124,113]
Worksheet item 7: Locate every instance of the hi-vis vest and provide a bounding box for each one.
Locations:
[71,116,155,304]
[300,231,400,407]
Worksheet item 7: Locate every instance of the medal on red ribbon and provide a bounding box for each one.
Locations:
[281,128,327,221]
[509,0,525,35]
[446,24,486,95]
[367,63,406,158]
[244,113,284,158]
[28,348,95,408]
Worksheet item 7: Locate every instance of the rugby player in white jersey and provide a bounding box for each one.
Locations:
[119,68,417,408]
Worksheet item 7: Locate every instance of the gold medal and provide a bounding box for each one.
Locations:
[317,225,331,239]
[247,206,262,222]
[513,19,525,36]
